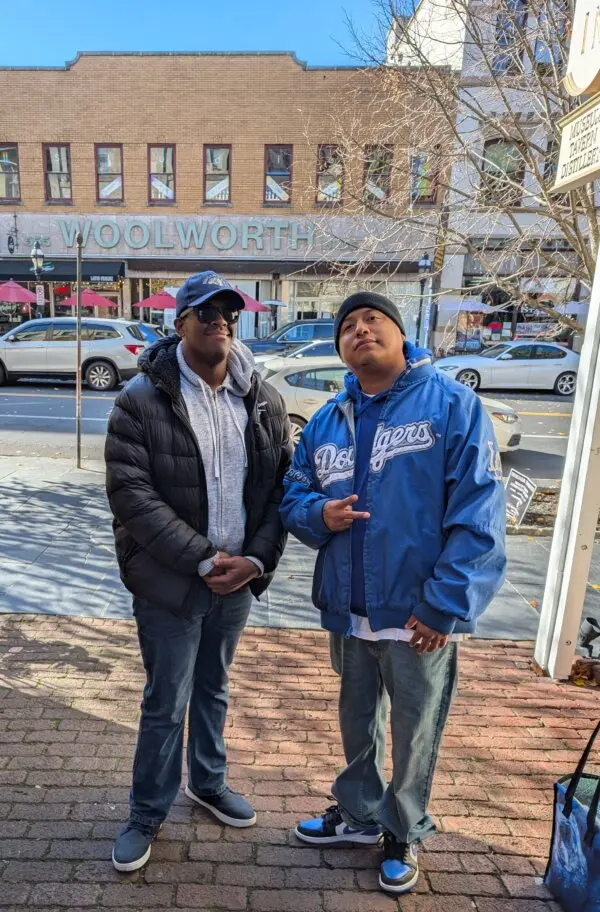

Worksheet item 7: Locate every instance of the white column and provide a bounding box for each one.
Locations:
[534,247,600,678]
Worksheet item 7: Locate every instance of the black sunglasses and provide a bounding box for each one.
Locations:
[192,305,240,326]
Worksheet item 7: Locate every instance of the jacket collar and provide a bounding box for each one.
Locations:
[139,334,262,409]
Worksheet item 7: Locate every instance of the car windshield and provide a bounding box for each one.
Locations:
[480,344,512,359]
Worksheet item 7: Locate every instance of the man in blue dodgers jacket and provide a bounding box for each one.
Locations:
[280,291,506,896]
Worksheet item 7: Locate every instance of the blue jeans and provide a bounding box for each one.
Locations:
[128,587,252,829]
[329,633,458,844]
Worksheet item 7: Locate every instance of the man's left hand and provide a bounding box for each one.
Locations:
[204,556,260,595]
[405,616,449,654]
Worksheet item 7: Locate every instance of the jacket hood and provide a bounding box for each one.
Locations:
[342,341,434,403]
[139,333,257,398]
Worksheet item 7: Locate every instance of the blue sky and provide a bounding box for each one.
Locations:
[1,0,383,68]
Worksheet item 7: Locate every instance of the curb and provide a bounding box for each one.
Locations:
[508,526,553,537]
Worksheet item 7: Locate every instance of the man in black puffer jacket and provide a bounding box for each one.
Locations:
[105,272,291,872]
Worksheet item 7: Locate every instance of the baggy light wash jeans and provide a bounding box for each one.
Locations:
[128,587,252,829]
[329,633,458,844]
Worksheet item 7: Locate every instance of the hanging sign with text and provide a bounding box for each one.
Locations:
[554,93,600,193]
[564,0,600,97]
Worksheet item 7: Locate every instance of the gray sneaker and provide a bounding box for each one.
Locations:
[185,785,257,827]
[112,822,160,872]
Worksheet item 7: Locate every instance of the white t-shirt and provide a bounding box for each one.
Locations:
[350,613,465,642]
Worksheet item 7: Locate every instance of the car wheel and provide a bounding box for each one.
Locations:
[455,369,480,390]
[554,371,576,397]
[85,361,118,392]
[288,415,307,447]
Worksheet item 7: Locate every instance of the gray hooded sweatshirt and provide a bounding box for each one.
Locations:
[176,340,263,576]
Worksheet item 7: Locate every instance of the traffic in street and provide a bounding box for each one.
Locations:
[0,381,574,479]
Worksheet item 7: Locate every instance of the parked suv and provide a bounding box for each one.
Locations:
[0,318,150,391]
[244,319,334,356]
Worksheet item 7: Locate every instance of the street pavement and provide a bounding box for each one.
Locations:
[0,382,575,479]
[1,616,593,911]
[1,452,599,639]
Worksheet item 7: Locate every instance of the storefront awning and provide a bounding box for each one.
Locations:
[0,259,125,282]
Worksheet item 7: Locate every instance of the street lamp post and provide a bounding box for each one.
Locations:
[30,241,44,319]
[30,241,44,280]
[75,232,83,469]
[416,253,432,347]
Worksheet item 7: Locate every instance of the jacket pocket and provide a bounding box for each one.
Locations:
[311,546,329,609]
[118,540,142,579]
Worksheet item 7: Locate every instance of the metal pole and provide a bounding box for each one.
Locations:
[534,244,600,678]
[75,232,83,470]
[416,278,425,346]
[423,274,434,350]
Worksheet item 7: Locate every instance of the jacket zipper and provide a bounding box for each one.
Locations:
[211,389,225,549]
[335,398,357,638]
[169,395,210,541]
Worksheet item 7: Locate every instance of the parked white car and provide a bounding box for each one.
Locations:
[266,358,522,452]
[255,339,339,369]
[0,317,151,391]
[436,341,579,396]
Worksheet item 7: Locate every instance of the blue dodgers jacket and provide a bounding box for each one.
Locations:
[280,344,507,636]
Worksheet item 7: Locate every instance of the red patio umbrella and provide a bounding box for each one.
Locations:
[132,290,176,310]
[234,288,271,312]
[60,288,118,309]
[0,279,37,304]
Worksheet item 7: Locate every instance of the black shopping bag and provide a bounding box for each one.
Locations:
[545,719,600,911]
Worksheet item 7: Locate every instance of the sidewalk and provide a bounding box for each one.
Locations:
[2,455,600,634]
[1,613,597,911]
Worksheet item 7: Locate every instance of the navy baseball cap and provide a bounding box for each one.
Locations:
[175,271,246,318]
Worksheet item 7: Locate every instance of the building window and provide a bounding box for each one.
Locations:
[0,145,20,201]
[410,152,437,203]
[364,146,393,204]
[148,145,176,203]
[44,145,72,201]
[316,145,343,203]
[264,145,293,205]
[95,145,124,202]
[492,0,527,75]
[544,138,559,184]
[480,139,524,206]
[544,138,570,206]
[534,0,567,73]
[204,146,231,203]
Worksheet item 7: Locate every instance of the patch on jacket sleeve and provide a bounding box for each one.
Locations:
[487,439,503,480]
[286,467,313,487]
[314,443,356,487]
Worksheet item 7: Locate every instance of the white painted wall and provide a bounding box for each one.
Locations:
[387,0,466,71]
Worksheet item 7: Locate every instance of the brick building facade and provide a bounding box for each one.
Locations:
[0,52,445,336]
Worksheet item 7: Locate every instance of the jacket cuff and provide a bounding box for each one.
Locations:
[413,600,457,635]
[308,498,332,538]
[198,557,216,577]
[244,556,264,578]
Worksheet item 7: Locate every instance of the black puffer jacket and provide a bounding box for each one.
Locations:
[105,336,292,614]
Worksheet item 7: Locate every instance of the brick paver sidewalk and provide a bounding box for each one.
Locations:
[1,615,597,911]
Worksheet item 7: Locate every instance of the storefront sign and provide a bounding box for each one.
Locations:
[564,0,600,97]
[56,217,316,254]
[554,93,600,192]
[0,213,430,265]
